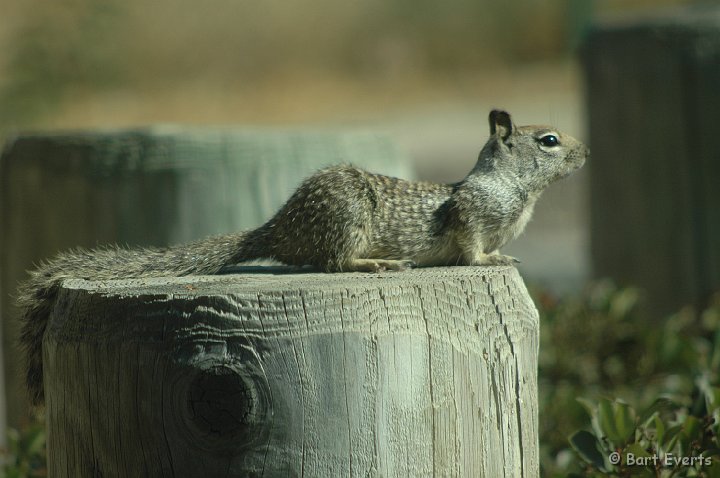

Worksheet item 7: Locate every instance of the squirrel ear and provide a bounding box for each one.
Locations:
[489,110,514,141]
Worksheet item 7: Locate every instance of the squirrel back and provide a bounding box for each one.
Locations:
[17,109,588,406]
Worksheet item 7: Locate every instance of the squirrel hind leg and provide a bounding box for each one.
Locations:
[341,258,415,273]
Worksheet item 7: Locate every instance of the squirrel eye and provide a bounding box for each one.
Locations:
[539,135,559,147]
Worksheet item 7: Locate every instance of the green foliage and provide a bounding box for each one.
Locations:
[569,397,719,476]
[1,422,46,478]
[535,280,720,476]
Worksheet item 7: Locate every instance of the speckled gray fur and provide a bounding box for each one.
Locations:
[17,109,588,405]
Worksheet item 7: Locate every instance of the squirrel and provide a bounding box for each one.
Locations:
[16,109,587,406]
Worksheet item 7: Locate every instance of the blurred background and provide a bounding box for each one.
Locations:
[0,0,683,294]
[2,0,720,476]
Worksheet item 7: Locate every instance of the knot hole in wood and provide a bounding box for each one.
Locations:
[174,355,272,454]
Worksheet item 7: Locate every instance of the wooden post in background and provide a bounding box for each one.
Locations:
[0,128,412,432]
[44,266,539,477]
[584,6,720,318]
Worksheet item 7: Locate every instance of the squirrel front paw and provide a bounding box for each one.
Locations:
[345,258,415,272]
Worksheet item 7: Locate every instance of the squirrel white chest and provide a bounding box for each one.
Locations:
[481,193,539,253]
[511,195,538,238]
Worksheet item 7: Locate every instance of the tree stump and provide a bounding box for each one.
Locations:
[44,266,539,477]
[583,5,720,317]
[0,127,412,431]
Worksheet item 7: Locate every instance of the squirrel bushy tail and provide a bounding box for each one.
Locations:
[17,231,259,405]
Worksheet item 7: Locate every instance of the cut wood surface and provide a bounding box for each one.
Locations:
[44,266,539,477]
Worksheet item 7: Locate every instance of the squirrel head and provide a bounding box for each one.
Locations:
[473,109,588,191]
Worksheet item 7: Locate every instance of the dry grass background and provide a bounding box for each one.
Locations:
[0,0,687,130]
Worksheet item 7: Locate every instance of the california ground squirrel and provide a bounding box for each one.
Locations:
[17,109,587,405]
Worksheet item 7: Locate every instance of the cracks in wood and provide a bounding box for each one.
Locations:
[44,267,538,477]
[339,290,354,477]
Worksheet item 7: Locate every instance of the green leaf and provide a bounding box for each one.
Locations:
[710,327,720,372]
[663,424,683,450]
[638,398,676,426]
[22,426,45,457]
[684,415,701,436]
[625,443,652,458]
[577,397,596,418]
[703,447,720,457]
[703,457,720,478]
[653,415,666,446]
[609,287,638,318]
[614,401,636,444]
[623,445,658,477]
[598,399,622,444]
[6,427,20,456]
[570,430,607,471]
[707,387,720,413]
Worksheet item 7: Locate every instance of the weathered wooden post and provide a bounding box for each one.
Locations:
[0,128,412,430]
[44,266,539,477]
[584,6,720,317]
